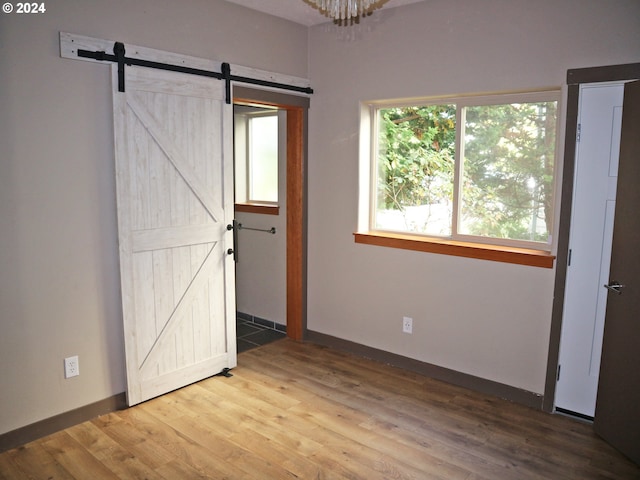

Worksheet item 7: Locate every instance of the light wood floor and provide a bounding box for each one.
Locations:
[1,339,638,479]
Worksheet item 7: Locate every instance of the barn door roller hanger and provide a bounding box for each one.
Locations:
[77,41,314,103]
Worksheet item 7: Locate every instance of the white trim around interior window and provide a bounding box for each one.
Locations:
[357,88,562,267]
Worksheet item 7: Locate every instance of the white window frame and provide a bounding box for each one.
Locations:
[234,108,279,207]
[357,89,562,266]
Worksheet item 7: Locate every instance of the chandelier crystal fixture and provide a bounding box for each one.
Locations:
[308,0,382,24]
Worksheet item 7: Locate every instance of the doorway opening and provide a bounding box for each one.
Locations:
[234,103,286,352]
[232,86,310,349]
[553,82,624,419]
[544,64,640,415]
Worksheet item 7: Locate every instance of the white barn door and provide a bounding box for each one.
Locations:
[112,65,236,406]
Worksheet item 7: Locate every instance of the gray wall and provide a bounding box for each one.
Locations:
[306,0,640,394]
[0,0,307,435]
[1,0,640,436]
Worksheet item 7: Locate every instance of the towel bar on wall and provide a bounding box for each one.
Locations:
[237,223,276,234]
[226,220,276,264]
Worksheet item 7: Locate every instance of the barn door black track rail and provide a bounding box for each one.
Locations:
[77,42,313,103]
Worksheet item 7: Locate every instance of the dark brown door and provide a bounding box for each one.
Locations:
[594,80,640,465]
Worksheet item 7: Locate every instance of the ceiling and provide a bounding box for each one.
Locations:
[224,0,425,26]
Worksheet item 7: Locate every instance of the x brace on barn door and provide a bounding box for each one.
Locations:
[77,41,314,103]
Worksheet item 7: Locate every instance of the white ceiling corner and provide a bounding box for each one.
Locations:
[224,0,426,26]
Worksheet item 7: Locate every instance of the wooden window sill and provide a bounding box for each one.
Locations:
[235,203,280,215]
[354,232,555,268]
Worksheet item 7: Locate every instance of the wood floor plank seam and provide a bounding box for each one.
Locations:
[238,351,550,480]
[1,339,639,479]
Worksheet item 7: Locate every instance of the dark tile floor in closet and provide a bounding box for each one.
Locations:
[237,316,286,353]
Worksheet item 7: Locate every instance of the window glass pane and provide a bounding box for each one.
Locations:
[249,115,278,203]
[460,102,557,242]
[375,105,456,236]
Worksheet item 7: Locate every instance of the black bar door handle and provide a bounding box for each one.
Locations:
[226,221,239,263]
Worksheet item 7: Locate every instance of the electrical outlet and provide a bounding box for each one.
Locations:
[64,355,79,378]
[402,316,413,334]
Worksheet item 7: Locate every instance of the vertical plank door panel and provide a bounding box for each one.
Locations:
[113,65,236,406]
